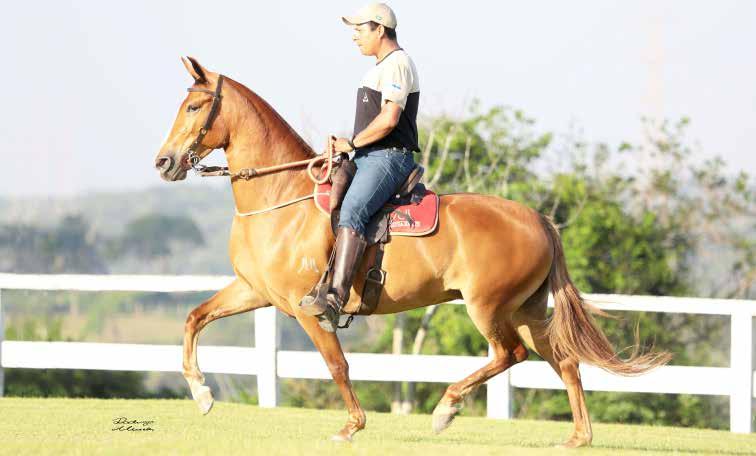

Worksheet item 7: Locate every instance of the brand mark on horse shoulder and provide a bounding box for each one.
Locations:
[297,257,320,274]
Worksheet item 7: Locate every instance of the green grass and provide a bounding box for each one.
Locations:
[0,398,754,455]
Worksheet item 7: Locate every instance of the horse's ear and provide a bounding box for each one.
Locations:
[181,56,207,84]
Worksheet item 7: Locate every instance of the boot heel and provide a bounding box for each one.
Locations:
[317,317,338,333]
[299,295,327,316]
[317,306,339,333]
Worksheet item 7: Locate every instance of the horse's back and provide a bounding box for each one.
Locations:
[439,192,550,246]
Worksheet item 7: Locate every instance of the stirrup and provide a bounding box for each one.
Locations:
[316,302,340,333]
[316,306,355,333]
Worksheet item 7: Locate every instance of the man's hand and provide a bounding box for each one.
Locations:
[331,136,355,153]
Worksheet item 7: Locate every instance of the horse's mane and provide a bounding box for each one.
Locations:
[224,76,318,159]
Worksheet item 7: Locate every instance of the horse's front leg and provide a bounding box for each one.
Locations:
[183,278,270,414]
[296,314,366,442]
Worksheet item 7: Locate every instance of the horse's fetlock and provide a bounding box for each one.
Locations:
[443,387,463,405]
[350,411,366,430]
[185,312,198,330]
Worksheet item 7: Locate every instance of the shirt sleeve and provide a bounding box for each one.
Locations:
[380,59,414,110]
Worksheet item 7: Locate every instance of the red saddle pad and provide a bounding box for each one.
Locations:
[314,182,439,237]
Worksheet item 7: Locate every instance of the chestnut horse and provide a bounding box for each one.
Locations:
[154,57,669,447]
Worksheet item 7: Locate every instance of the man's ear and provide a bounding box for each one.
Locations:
[181,56,207,83]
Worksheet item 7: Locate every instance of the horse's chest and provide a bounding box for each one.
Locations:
[229,227,324,306]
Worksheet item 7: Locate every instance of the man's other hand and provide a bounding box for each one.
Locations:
[331,136,355,153]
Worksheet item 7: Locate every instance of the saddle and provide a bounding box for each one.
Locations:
[314,162,440,239]
[306,158,440,320]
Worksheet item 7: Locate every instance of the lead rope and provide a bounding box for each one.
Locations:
[193,135,338,217]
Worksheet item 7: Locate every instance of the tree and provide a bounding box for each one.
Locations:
[0,214,107,273]
[118,213,204,258]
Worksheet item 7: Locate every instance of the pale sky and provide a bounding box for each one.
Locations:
[2,1,754,196]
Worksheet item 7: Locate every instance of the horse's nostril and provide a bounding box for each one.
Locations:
[155,156,173,172]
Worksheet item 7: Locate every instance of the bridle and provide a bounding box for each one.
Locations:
[182,74,338,216]
[185,75,225,174]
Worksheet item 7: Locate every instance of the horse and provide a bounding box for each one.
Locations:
[154,56,669,448]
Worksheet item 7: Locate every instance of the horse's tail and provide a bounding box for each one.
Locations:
[539,214,671,375]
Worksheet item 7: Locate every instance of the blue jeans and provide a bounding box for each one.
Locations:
[339,147,416,236]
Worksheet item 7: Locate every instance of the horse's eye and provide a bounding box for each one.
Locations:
[187,104,200,113]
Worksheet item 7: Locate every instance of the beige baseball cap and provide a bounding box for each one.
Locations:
[342,3,397,29]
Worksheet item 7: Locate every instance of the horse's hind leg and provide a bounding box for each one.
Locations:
[432,299,528,434]
[183,278,270,414]
[513,283,593,448]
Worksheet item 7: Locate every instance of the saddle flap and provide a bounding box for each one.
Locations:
[314,181,439,238]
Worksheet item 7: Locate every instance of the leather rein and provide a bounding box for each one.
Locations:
[184,74,337,216]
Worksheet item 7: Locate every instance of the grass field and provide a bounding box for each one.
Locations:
[0,398,754,455]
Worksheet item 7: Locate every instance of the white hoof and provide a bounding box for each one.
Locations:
[431,403,460,434]
[190,384,214,415]
[331,433,352,443]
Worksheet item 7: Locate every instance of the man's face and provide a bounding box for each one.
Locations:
[352,23,381,56]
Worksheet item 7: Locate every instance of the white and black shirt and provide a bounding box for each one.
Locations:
[353,48,420,152]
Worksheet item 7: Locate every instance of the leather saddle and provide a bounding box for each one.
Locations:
[314,160,440,244]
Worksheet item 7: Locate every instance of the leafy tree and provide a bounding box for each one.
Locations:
[0,214,107,273]
[118,213,204,258]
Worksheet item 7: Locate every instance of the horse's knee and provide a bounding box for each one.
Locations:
[326,359,349,382]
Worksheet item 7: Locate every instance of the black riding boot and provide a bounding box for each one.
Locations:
[299,227,367,332]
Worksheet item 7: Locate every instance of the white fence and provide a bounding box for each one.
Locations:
[0,273,753,433]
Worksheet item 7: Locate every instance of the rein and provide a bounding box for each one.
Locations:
[184,74,338,216]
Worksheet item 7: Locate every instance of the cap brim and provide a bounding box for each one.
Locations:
[342,15,366,26]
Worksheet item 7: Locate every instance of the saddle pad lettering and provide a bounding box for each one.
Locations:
[314,183,439,237]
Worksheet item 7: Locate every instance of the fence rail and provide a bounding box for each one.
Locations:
[0,273,753,433]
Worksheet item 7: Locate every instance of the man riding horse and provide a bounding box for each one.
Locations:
[299,3,421,332]
[154,2,669,445]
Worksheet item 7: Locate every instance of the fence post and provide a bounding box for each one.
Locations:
[486,344,512,419]
[0,289,4,397]
[255,306,278,407]
[730,312,754,433]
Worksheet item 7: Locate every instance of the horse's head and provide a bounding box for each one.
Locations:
[155,57,230,181]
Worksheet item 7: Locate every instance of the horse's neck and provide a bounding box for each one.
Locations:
[224,84,316,213]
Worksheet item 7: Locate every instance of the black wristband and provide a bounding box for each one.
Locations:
[347,137,356,151]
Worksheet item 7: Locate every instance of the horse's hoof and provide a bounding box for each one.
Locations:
[556,436,591,448]
[191,384,214,415]
[431,403,460,434]
[331,432,352,443]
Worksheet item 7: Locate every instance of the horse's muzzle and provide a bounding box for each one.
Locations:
[155,156,174,172]
[155,155,187,181]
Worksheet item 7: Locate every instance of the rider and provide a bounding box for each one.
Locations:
[300,2,420,331]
